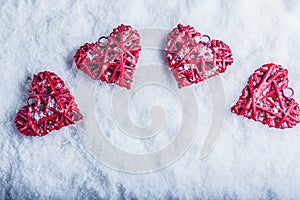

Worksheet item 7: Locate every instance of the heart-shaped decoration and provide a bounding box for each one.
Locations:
[231,63,300,129]
[74,24,141,89]
[15,71,83,136]
[166,24,234,88]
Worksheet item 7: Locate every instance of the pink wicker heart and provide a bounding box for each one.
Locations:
[166,24,234,88]
[15,71,83,136]
[231,63,300,129]
[74,24,141,89]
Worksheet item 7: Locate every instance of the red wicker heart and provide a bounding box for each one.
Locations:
[15,71,83,136]
[166,24,234,88]
[74,24,141,89]
[231,63,300,129]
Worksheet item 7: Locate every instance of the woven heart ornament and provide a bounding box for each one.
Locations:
[15,71,83,136]
[74,24,141,89]
[166,24,234,88]
[231,63,300,129]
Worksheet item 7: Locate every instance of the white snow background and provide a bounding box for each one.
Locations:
[1,0,300,199]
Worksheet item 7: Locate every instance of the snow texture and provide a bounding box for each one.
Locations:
[1,0,300,199]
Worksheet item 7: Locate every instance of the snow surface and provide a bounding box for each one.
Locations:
[1,0,300,199]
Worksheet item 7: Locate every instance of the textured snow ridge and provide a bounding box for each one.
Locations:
[1,0,300,199]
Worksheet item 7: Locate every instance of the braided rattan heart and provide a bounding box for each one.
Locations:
[166,24,233,88]
[231,63,300,129]
[15,71,82,136]
[74,24,141,89]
